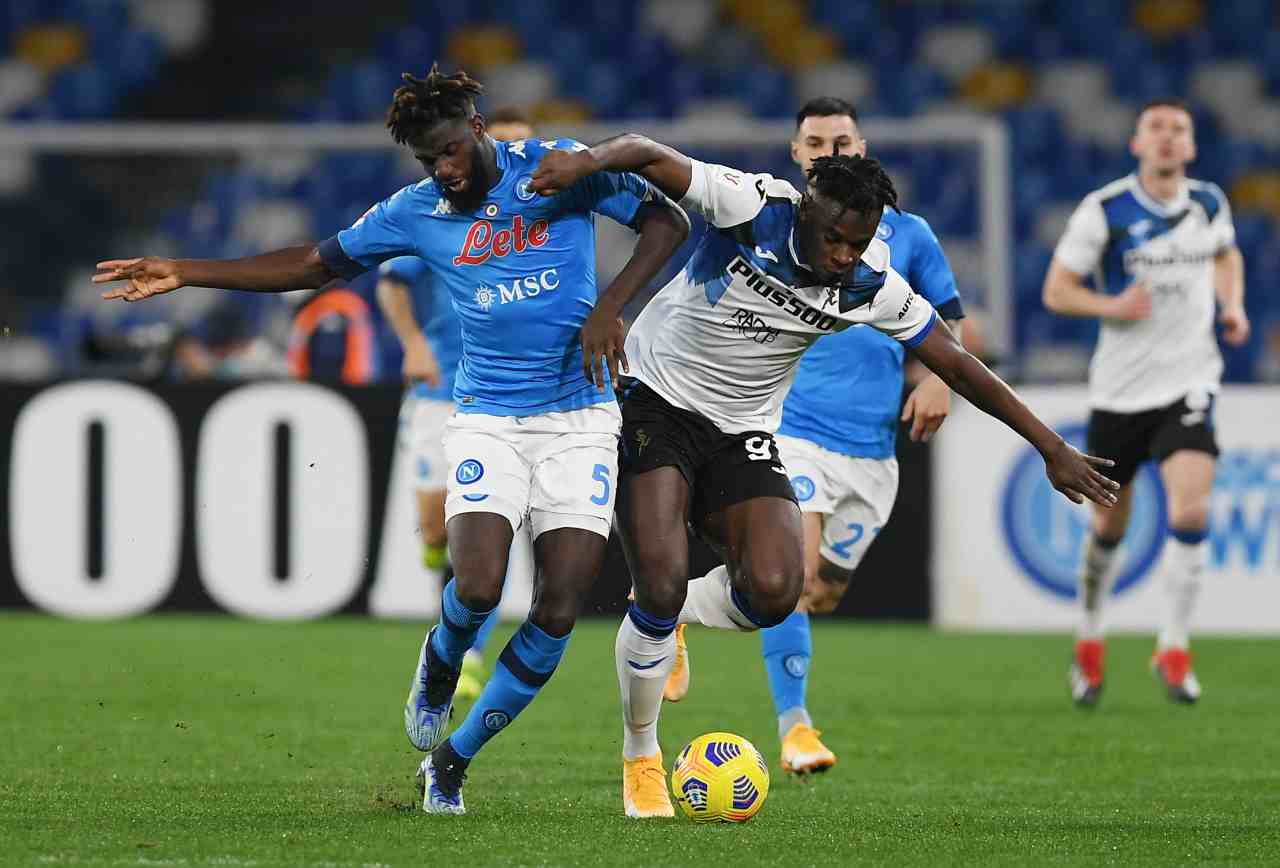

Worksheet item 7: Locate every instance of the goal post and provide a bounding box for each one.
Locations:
[0,118,1011,357]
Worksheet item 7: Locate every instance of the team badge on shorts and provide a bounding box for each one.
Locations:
[790,475,816,502]
[456,459,485,484]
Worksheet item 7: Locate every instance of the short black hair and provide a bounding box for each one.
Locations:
[795,96,859,129]
[806,154,898,218]
[1137,98,1193,127]
[386,62,484,145]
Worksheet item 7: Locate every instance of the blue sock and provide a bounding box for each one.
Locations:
[761,611,811,719]
[448,621,571,759]
[429,579,496,670]
[471,608,501,656]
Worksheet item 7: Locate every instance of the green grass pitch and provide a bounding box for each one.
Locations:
[2,613,1278,867]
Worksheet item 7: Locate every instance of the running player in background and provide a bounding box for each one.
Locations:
[1043,98,1248,707]
[375,105,536,702]
[95,66,689,815]
[531,136,1118,818]
[663,97,968,775]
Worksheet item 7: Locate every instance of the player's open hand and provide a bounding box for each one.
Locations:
[580,303,628,392]
[94,257,184,302]
[1043,439,1119,507]
[1107,281,1152,322]
[901,373,951,442]
[1219,304,1251,346]
[529,149,597,197]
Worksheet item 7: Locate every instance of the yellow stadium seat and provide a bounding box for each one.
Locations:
[446,27,522,71]
[1134,0,1203,41]
[1230,172,1280,220]
[961,62,1033,112]
[530,98,593,124]
[15,25,87,74]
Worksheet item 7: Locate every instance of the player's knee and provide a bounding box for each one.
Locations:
[451,570,504,612]
[528,602,577,639]
[741,562,803,626]
[629,547,690,618]
[1167,499,1209,533]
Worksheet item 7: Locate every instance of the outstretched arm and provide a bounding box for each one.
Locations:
[581,201,690,390]
[95,244,337,302]
[530,134,694,202]
[910,319,1119,507]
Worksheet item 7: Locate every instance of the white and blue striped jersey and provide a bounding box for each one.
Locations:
[1055,174,1236,413]
[779,207,963,459]
[625,160,938,435]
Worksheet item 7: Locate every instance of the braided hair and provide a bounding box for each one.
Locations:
[804,154,899,219]
[386,63,484,145]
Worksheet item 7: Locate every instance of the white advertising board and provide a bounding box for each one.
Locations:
[933,386,1280,634]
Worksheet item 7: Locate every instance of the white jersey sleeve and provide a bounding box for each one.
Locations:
[862,265,938,346]
[680,160,794,228]
[1053,194,1108,276]
[1204,182,1236,252]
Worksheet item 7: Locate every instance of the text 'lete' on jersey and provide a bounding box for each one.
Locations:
[779,207,965,459]
[380,255,463,403]
[1055,174,1236,413]
[625,159,938,435]
[319,138,667,416]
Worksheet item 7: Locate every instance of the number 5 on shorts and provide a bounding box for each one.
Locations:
[590,464,611,506]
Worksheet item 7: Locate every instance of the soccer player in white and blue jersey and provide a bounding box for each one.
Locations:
[1043,99,1248,707]
[661,98,968,774]
[532,134,1119,818]
[95,65,689,815]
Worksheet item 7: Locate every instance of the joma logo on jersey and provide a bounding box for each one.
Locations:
[726,256,838,331]
[453,215,550,266]
[481,268,560,308]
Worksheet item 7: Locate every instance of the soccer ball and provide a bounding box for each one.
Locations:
[670,732,770,822]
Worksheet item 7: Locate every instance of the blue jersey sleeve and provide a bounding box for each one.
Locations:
[320,186,418,279]
[378,255,428,286]
[564,169,657,229]
[902,215,964,321]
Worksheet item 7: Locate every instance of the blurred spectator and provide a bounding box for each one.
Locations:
[287,288,377,385]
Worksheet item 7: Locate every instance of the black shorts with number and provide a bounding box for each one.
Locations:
[617,378,797,522]
[1087,392,1220,487]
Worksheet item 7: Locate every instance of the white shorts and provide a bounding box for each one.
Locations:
[776,434,899,571]
[400,396,455,492]
[443,403,621,541]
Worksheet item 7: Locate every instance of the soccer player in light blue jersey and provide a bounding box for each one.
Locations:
[661,98,969,774]
[375,108,538,703]
[96,65,689,815]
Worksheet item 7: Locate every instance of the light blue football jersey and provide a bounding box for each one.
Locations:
[321,138,663,416]
[379,256,462,403]
[777,208,964,459]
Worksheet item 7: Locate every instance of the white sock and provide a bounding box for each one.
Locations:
[778,707,812,741]
[616,611,676,760]
[1077,534,1122,640]
[677,565,757,631]
[1157,536,1206,651]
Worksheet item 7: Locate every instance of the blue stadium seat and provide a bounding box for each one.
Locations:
[102,27,162,89]
[48,63,118,119]
[733,66,792,119]
[810,0,882,55]
[375,26,439,76]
